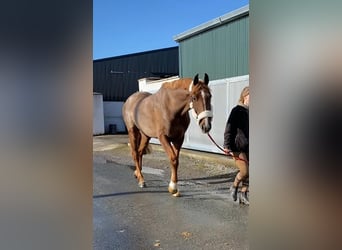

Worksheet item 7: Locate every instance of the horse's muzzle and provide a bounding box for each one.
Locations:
[200,117,212,134]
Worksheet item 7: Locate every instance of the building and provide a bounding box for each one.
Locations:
[174,5,249,80]
[139,5,249,153]
[93,47,179,134]
[93,5,249,154]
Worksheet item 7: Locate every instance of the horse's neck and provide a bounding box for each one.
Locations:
[162,78,192,91]
[157,88,191,116]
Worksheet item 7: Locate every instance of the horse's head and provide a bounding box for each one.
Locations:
[189,73,213,134]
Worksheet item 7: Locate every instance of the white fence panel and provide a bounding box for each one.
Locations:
[93,93,105,135]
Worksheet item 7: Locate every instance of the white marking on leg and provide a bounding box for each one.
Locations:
[169,181,177,190]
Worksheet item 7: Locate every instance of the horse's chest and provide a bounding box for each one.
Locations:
[167,115,190,137]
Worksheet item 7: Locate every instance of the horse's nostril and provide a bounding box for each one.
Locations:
[201,123,211,133]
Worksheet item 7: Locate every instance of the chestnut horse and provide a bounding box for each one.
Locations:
[122,74,212,196]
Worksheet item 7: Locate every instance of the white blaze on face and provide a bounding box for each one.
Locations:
[201,90,206,109]
[201,89,210,126]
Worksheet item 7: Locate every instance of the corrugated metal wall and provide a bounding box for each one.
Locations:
[178,15,249,80]
[93,47,179,101]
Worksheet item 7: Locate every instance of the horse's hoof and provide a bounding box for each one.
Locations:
[172,191,181,197]
[138,182,146,188]
[168,186,178,194]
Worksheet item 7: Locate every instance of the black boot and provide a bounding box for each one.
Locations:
[239,191,249,205]
[230,186,238,201]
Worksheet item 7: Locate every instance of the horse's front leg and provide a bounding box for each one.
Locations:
[159,135,183,196]
[170,138,184,196]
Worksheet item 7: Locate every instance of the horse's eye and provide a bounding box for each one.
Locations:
[191,96,197,101]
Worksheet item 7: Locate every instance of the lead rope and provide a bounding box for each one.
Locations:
[207,133,249,164]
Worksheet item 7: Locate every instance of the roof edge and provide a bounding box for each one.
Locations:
[173,5,249,42]
[94,46,178,62]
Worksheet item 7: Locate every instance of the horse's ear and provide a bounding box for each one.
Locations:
[193,74,199,85]
[204,73,209,85]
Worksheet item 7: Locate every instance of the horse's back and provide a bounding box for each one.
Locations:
[122,83,192,139]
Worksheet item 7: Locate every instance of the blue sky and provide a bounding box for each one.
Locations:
[93,0,249,60]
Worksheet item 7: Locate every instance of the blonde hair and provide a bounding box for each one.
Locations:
[238,86,249,103]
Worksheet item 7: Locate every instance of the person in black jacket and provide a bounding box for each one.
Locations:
[223,86,249,205]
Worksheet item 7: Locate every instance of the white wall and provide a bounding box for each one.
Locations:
[103,101,126,133]
[138,76,179,94]
[93,93,105,135]
[139,75,249,154]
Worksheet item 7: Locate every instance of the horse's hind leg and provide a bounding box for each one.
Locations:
[136,133,150,186]
[128,127,145,188]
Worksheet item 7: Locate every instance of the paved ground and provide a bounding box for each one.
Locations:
[93,134,238,181]
[93,134,249,250]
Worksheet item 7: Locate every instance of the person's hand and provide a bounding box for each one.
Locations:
[224,148,233,156]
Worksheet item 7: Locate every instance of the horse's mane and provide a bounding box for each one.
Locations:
[161,78,193,91]
[161,77,210,95]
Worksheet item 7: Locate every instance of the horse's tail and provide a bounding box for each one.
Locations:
[143,144,152,155]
